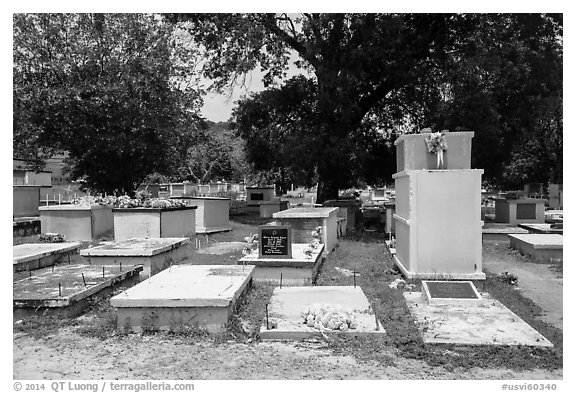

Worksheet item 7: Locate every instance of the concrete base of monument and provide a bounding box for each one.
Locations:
[508,234,563,262]
[80,238,192,278]
[238,244,325,286]
[14,264,142,319]
[260,286,385,340]
[393,255,486,280]
[110,265,254,334]
[404,291,553,347]
[482,223,529,243]
[13,242,82,273]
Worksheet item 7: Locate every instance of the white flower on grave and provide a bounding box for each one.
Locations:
[301,303,358,331]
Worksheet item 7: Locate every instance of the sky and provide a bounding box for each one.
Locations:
[200,52,305,123]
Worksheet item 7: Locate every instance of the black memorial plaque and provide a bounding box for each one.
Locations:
[258,225,292,259]
[426,281,480,299]
[251,193,264,201]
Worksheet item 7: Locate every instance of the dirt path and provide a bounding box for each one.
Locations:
[13,327,561,380]
[482,242,563,330]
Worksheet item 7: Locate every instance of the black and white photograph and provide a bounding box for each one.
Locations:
[8,1,568,389]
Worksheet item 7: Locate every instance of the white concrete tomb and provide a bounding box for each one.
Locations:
[110,265,255,333]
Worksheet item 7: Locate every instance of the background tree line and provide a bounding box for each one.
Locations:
[14,13,562,200]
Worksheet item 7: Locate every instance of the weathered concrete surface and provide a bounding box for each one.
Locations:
[273,208,339,255]
[260,286,385,340]
[508,234,563,262]
[13,242,81,272]
[40,204,114,241]
[113,207,196,240]
[518,223,563,235]
[196,241,245,255]
[80,238,192,277]
[110,265,254,333]
[238,244,325,285]
[13,264,142,318]
[404,291,553,347]
[482,223,529,243]
[170,197,232,234]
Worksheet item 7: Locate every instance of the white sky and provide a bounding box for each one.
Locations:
[200,52,306,123]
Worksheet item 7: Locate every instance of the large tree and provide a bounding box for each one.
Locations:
[13,13,204,194]
[173,13,562,199]
[172,13,453,202]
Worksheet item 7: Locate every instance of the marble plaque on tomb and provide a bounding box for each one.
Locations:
[259,225,292,259]
[422,280,482,305]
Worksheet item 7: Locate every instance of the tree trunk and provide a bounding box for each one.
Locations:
[316,172,339,204]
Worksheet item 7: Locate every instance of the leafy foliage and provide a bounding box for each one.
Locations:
[13,13,204,194]
[174,13,562,198]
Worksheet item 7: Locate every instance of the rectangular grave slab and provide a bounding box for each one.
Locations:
[13,217,41,237]
[260,286,385,340]
[13,242,82,273]
[404,291,552,347]
[112,206,196,241]
[482,223,529,243]
[238,244,324,286]
[508,234,563,262]
[422,280,482,305]
[14,264,142,318]
[110,265,254,333]
[170,196,232,234]
[273,207,339,254]
[80,238,191,277]
[518,223,563,235]
[40,204,113,241]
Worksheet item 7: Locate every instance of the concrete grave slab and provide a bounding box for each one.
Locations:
[260,286,385,340]
[508,234,563,262]
[482,223,529,243]
[80,238,191,277]
[14,264,142,318]
[273,207,339,254]
[518,223,563,235]
[404,291,553,347]
[170,197,232,234]
[13,242,82,272]
[196,241,245,255]
[110,265,254,333]
[238,244,325,286]
[40,204,113,241]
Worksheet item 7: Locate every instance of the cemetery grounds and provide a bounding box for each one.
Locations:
[13,214,563,380]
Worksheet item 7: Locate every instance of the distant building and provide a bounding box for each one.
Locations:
[13,152,69,185]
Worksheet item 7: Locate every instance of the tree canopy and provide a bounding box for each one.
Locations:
[174,13,562,200]
[13,13,205,194]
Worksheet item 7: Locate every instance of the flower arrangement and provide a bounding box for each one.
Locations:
[423,129,449,169]
[72,195,118,206]
[301,303,358,332]
[303,226,322,258]
[114,191,188,209]
[242,233,259,256]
